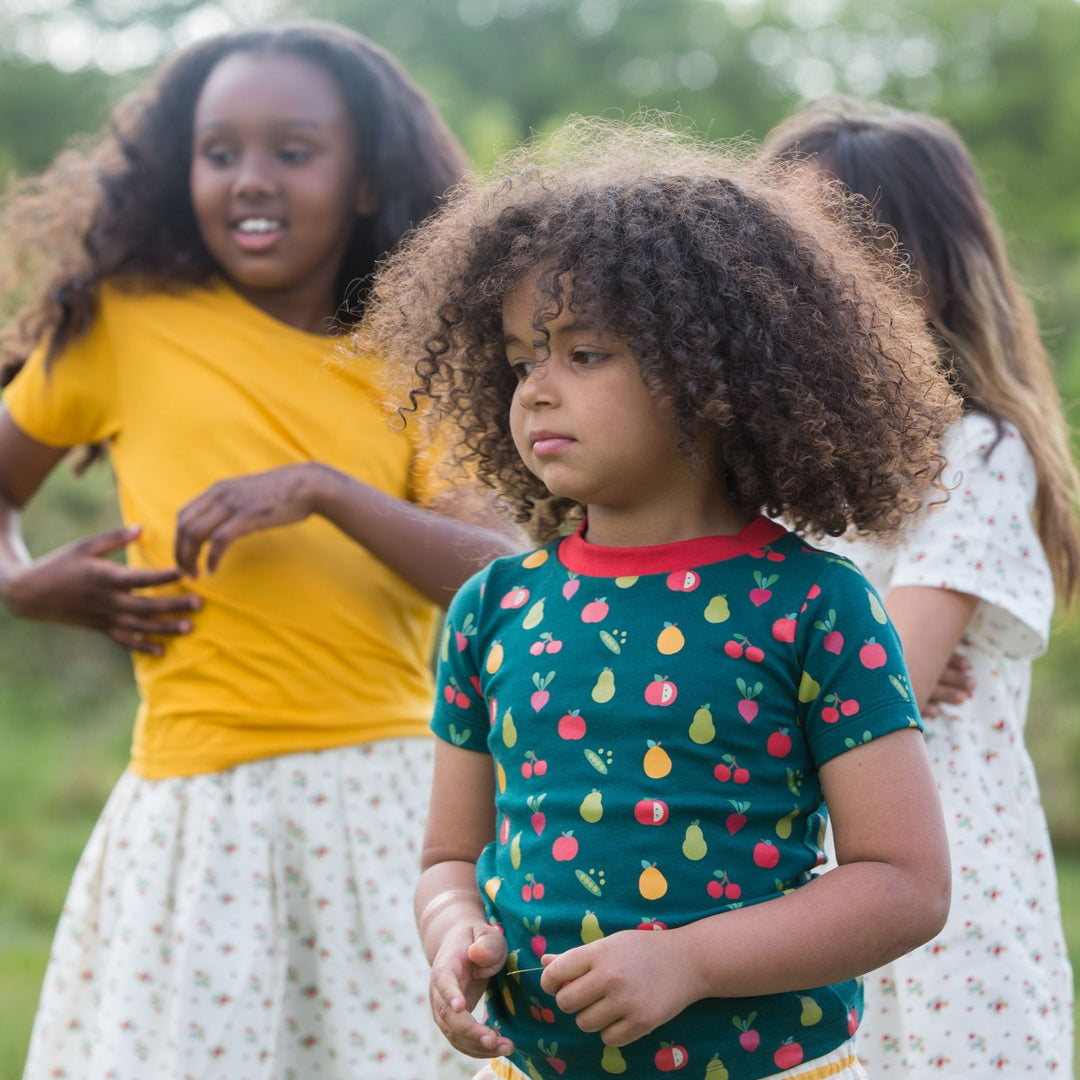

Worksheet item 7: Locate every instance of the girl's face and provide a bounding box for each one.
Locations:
[504,275,726,543]
[190,50,374,332]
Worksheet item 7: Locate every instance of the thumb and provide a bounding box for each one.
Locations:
[79,523,142,558]
[467,928,507,974]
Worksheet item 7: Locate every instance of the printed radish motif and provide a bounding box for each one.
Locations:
[528,793,546,836]
[736,678,762,722]
[725,800,749,835]
[645,675,678,706]
[666,569,700,592]
[561,574,580,600]
[524,915,546,958]
[538,1040,567,1075]
[749,571,778,606]
[500,586,530,609]
[814,609,844,654]
[530,671,554,711]
[581,597,609,623]
[734,1013,760,1052]
[859,638,887,668]
[454,611,477,651]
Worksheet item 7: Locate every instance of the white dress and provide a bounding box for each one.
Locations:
[822,413,1074,1075]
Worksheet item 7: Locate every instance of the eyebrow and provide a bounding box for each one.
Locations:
[194,117,324,134]
[502,319,602,348]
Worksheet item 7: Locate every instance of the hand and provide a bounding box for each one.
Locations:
[429,920,514,1058]
[540,930,698,1047]
[174,465,322,576]
[924,650,974,717]
[1,524,199,655]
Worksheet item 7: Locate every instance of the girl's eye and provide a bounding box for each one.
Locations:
[279,146,314,164]
[510,359,535,381]
[572,350,607,366]
[203,147,237,167]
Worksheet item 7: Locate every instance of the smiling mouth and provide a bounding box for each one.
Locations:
[231,217,285,252]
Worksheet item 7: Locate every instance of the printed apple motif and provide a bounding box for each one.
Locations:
[636,917,668,931]
[634,798,670,825]
[666,569,700,592]
[753,839,780,869]
[557,709,587,740]
[645,675,678,706]
[767,728,792,758]
[581,597,609,623]
[771,613,797,642]
[500,586,530,609]
[773,1040,803,1071]
[552,831,579,861]
[859,638,887,669]
[654,1043,689,1071]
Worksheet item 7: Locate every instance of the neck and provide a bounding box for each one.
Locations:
[232,281,340,336]
[584,491,753,549]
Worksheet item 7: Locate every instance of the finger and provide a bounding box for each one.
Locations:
[108,591,202,619]
[205,518,258,574]
[174,502,233,576]
[100,565,188,592]
[78,523,142,558]
[112,613,195,637]
[108,626,166,657]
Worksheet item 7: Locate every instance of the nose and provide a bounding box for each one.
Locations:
[515,362,557,411]
[232,150,276,200]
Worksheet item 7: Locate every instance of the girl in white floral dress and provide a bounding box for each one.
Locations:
[767,99,1078,1075]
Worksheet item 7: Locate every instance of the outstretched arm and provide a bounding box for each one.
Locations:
[0,409,201,655]
[540,727,950,1047]
[174,463,522,608]
[415,740,514,1058]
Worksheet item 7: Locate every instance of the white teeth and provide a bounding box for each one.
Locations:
[236,218,282,233]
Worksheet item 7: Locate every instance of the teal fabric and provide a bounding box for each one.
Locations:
[432,517,921,1080]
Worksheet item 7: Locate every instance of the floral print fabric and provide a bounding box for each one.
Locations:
[21,740,476,1080]
[822,414,1074,1074]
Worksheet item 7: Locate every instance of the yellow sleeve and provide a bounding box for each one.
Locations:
[2,311,120,448]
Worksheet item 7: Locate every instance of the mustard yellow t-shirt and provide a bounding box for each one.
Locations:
[3,280,441,778]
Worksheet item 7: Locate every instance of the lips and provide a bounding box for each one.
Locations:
[530,430,576,456]
[230,216,285,252]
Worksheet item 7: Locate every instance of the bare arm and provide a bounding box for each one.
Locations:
[0,409,200,655]
[883,585,978,712]
[415,740,514,1058]
[541,727,950,1047]
[174,463,523,608]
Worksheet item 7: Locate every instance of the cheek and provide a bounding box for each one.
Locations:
[509,397,532,460]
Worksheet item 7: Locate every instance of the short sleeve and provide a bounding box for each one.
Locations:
[2,312,120,448]
[888,414,1053,658]
[431,569,492,752]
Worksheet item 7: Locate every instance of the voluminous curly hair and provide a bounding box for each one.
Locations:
[362,116,960,544]
[0,20,465,388]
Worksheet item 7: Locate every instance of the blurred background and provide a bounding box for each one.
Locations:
[1,0,1078,1073]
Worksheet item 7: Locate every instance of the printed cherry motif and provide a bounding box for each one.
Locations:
[723,633,764,662]
[529,631,563,655]
[521,750,548,777]
[713,754,750,784]
[707,870,741,900]
[521,872,545,901]
[442,677,470,709]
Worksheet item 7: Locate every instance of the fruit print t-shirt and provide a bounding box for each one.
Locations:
[432,516,921,1080]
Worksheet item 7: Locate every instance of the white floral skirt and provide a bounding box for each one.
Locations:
[22,739,475,1080]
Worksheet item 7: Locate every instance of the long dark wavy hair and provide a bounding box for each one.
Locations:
[362,117,960,544]
[0,19,466,388]
[765,97,1080,603]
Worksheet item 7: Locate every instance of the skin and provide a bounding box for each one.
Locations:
[415,276,951,1059]
[0,52,521,651]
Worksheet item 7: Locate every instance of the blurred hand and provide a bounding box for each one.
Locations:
[174,465,320,576]
[1,524,199,656]
[924,650,974,717]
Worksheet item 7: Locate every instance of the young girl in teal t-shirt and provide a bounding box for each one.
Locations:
[365,118,958,1080]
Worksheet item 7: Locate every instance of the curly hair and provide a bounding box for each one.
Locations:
[0,19,466,389]
[361,116,960,545]
[765,97,1080,603]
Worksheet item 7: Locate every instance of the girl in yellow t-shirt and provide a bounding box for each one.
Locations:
[0,22,514,1080]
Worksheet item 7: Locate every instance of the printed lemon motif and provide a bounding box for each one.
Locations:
[638,861,668,901]
[601,1044,628,1073]
[522,598,545,630]
[657,622,685,655]
[643,740,672,778]
[485,640,504,674]
[592,667,616,703]
[689,704,715,744]
[522,548,549,569]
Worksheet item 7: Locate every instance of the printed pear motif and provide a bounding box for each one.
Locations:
[592,667,615,703]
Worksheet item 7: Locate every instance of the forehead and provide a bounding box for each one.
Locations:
[194,50,351,132]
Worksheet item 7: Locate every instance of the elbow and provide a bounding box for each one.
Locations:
[900,857,952,954]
